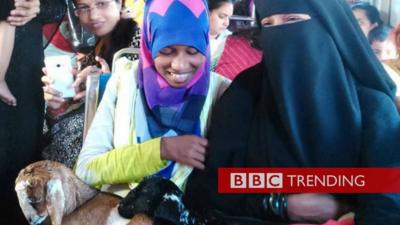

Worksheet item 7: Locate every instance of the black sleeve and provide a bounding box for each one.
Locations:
[185,64,268,220]
[37,0,66,24]
[356,87,400,225]
[0,0,14,20]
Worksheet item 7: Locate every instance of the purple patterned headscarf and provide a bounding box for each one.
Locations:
[138,0,210,137]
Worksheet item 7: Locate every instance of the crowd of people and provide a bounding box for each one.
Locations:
[1,0,400,224]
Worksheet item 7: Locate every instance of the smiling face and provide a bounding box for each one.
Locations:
[209,2,234,39]
[260,13,311,27]
[154,45,206,88]
[74,0,122,37]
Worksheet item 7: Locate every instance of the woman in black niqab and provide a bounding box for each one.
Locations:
[185,0,400,224]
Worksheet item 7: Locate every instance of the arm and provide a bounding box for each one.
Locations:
[75,69,167,187]
[356,88,400,225]
[0,21,16,106]
[77,138,166,186]
[0,22,15,78]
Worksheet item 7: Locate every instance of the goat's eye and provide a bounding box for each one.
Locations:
[28,196,41,204]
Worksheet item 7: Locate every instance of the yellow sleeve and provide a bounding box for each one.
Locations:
[83,137,168,186]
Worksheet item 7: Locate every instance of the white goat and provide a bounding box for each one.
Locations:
[15,160,153,225]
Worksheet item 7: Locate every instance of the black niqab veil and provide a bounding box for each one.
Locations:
[186,0,400,224]
[245,0,397,167]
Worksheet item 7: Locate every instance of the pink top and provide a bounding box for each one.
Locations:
[215,35,262,80]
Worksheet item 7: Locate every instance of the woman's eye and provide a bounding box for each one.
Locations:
[187,48,199,55]
[261,17,272,27]
[262,21,272,27]
[218,14,226,19]
[286,16,301,22]
[159,48,174,55]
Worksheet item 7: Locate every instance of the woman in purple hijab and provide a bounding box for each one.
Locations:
[75,0,231,197]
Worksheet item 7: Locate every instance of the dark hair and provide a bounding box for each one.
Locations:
[208,0,236,12]
[368,25,391,44]
[351,2,383,26]
[228,0,260,49]
[100,18,138,66]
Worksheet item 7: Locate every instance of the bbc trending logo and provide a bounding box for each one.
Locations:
[230,173,283,189]
[219,168,400,193]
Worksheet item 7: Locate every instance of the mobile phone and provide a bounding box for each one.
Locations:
[44,55,75,98]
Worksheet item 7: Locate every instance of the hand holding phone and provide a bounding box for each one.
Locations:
[44,56,75,98]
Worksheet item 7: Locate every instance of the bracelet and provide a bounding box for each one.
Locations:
[262,194,269,216]
[279,194,288,220]
[263,193,288,221]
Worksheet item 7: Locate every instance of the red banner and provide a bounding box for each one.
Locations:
[218,168,400,193]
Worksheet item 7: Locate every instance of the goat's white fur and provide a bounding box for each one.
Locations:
[46,179,65,225]
[106,207,131,225]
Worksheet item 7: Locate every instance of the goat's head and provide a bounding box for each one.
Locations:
[15,161,68,225]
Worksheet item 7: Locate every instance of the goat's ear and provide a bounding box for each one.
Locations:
[46,179,65,225]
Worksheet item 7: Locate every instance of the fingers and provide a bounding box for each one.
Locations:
[191,142,207,157]
[73,90,86,101]
[0,97,16,107]
[190,144,207,170]
[43,88,65,110]
[189,152,206,170]
[196,137,208,147]
[41,75,52,86]
[73,76,85,92]
[43,87,65,109]
[7,0,40,26]
[160,135,209,169]
[43,86,62,99]
[7,15,35,26]
[180,136,208,169]
[72,66,102,100]
[73,66,97,90]
[190,160,205,170]
[287,193,339,223]
[15,0,41,9]
[95,56,110,73]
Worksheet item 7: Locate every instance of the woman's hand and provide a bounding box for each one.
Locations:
[42,68,65,110]
[7,0,40,26]
[72,66,101,101]
[287,193,351,223]
[42,67,91,109]
[72,56,110,101]
[95,56,110,73]
[160,135,208,170]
